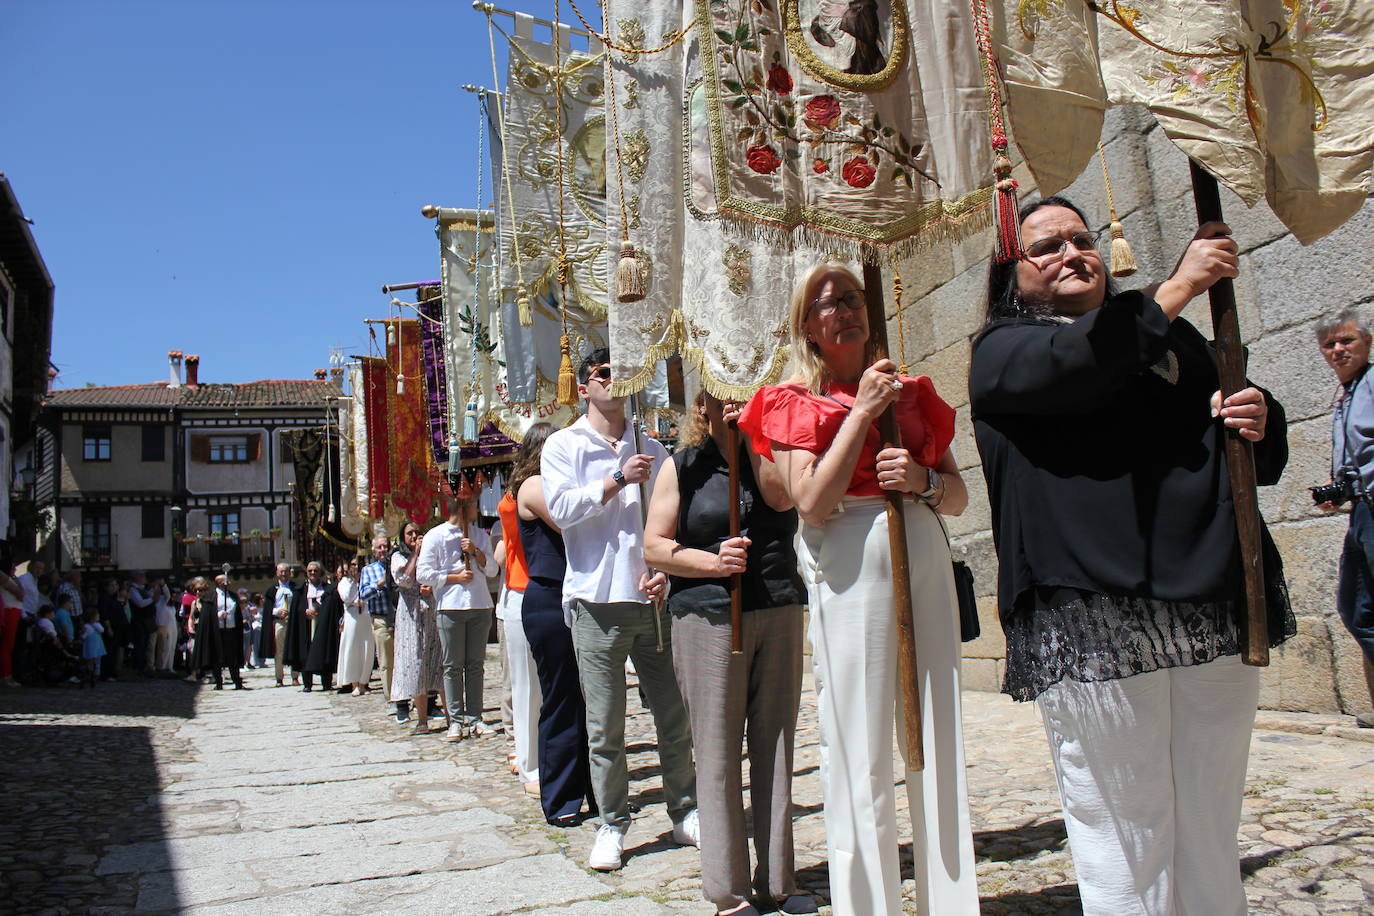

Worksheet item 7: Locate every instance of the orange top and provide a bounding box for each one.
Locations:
[737,376,956,498]
[497,492,530,592]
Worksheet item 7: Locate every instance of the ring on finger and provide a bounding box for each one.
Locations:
[890,379,903,392]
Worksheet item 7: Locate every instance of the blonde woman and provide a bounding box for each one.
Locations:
[738,263,978,915]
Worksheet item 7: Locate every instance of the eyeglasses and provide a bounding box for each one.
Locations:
[588,366,612,382]
[1024,230,1101,262]
[811,289,866,317]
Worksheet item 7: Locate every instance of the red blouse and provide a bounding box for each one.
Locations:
[737,376,956,498]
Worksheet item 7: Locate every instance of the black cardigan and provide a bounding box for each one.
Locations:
[969,291,1288,616]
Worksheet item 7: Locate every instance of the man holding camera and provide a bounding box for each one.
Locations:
[1317,308,1374,725]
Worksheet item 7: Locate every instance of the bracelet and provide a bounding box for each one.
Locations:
[919,473,947,508]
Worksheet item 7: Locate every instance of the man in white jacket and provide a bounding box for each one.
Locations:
[417,495,497,741]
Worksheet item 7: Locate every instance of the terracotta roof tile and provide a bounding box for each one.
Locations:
[45,379,338,409]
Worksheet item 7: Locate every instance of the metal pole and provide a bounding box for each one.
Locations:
[630,393,666,653]
[1189,160,1269,667]
[727,421,743,655]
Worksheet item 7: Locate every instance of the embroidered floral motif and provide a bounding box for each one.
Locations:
[623,77,640,110]
[1018,0,1332,132]
[712,31,932,188]
[841,155,876,188]
[746,143,783,174]
[623,129,651,183]
[616,18,646,64]
[723,244,753,295]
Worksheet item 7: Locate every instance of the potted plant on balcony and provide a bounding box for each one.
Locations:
[269,527,283,540]
[249,528,264,541]
[209,530,223,545]
[228,529,241,543]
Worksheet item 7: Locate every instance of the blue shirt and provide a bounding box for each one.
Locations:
[1333,367,1374,497]
[358,559,396,624]
[54,607,74,642]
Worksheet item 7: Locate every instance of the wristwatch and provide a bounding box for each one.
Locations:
[916,467,940,500]
[612,469,627,486]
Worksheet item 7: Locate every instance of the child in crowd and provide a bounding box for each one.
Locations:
[34,605,78,685]
[79,608,106,688]
[53,593,76,645]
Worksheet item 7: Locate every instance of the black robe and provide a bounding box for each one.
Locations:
[280,585,314,671]
[217,588,246,670]
[256,582,294,659]
[304,585,343,676]
[189,599,223,670]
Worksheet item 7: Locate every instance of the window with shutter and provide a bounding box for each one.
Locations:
[191,435,211,463]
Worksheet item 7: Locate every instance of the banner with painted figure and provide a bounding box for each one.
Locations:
[995,0,1374,244]
[385,318,439,526]
[693,0,996,252]
[358,356,391,520]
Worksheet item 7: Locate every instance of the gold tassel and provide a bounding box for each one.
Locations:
[615,240,648,303]
[516,290,533,326]
[1109,219,1139,278]
[556,335,577,406]
[1098,142,1138,278]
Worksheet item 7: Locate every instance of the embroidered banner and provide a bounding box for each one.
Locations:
[607,8,848,399]
[338,364,367,538]
[995,0,1374,244]
[498,33,611,315]
[694,0,996,252]
[417,294,450,467]
[359,356,391,519]
[441,209,588,441]
[386,318,437,526]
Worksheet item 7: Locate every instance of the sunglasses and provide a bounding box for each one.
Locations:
[588,366,612,382]
[1024,230,1102,262]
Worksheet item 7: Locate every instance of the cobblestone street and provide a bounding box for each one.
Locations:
[4,654,1374,914]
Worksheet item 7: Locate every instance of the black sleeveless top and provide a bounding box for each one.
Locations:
[518,513,566,583]
[668,436,806,616]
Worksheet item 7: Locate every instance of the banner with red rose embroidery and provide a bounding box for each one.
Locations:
[695,0,998,251]
[994,0,1374,244]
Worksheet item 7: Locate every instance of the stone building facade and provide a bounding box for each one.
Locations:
[894,105,1374,716]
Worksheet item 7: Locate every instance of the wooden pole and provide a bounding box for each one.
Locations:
[727,422,743,654]
[862,259,924,769]
[1188,160,1270,667]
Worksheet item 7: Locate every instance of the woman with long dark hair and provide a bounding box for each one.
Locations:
[971,195,1294,913]
[496,432,543,795]
[515,422,597,826]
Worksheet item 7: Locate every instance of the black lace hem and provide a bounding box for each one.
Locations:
[1002,581,1296,703]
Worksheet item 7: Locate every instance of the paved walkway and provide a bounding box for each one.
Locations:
[4,654,1374,914]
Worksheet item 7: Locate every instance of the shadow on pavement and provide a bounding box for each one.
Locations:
[0,676,200,720]
[1,719,180,914]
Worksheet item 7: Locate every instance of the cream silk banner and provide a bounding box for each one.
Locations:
[995,0,1374,244]
[608,4,858,399]
[694,0,997,252]
[338,363,367,537]
[441,210,588,440]
[498,33,612,316]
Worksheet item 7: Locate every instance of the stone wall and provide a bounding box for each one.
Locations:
[892,105,1374,716]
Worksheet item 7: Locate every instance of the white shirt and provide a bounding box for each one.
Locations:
[540,414,666,612]
[337,577,362,617]
[18,572,40,618]
[416,521,497,611]
[36,617,57,637]
[217,588,235,624]
[272,580,293,618]
[154,585,175,628]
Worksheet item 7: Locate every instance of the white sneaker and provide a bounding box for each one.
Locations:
[444,723,463,743]
[587,823,627,871]
[671,808,700,848]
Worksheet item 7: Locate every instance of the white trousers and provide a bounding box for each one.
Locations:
[799,498,979,916]
[1037,654,1259,916]
[500,586,541,784]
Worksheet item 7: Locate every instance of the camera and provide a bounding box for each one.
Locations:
[1311,468,1360,507]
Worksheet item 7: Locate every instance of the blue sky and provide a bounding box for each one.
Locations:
[5,0,562,389]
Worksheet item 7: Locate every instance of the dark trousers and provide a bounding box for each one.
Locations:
[129,619,150,672]
[522,578,596,823]
[303,671,333,690]
[1338,500,1374,665]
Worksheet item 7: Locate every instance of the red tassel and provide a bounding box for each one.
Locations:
[457,474,472,500]
[992,153,1023,265]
